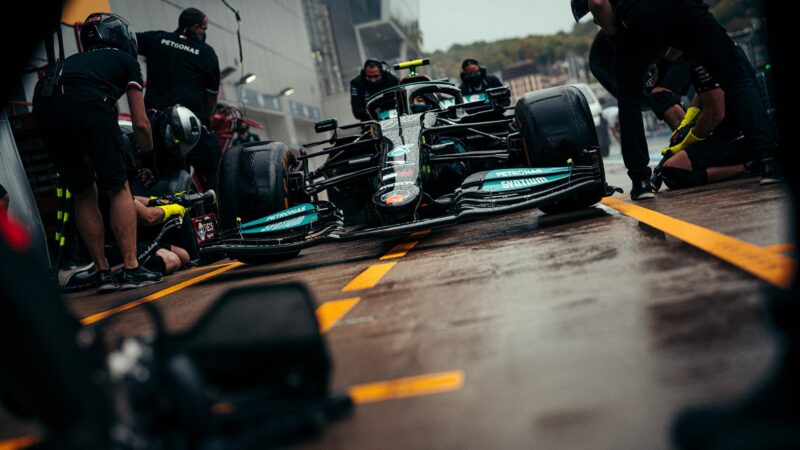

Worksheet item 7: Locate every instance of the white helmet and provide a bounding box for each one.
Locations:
[163,105,201,157]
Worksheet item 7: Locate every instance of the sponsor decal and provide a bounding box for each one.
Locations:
[485,167,569,180]
[160,38,200,55]
[240,203,315,230]
[387,160,415,167]
[380,189,412,205]
[264,203,314,222]
[243,212,319,234]
[381,181,416,190]
[191,214,218,245]
[480,173,570,192]
[464,93,487,104]
[382,170,415,182]
[388,145,413,158]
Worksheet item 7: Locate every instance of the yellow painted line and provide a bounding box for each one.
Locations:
[349,370,464,405]
[188,262,236,272]
[602,197,795,289]
[408,229,431,239]
[764,243,795,254]
[380,241,420,260]
[316,297,360,333]
[341,262,397,292]
[81,262,245,325]
[0,437,38,450]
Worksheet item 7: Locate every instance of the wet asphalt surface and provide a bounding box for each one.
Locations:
[0,158,794,449]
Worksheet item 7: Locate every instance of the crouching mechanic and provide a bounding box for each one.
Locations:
[659,58,755,190]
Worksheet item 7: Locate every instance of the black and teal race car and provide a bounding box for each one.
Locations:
[201,59,616,263]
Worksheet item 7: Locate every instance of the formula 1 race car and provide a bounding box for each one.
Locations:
[201,59,615,263]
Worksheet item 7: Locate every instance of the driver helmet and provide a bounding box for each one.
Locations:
[79,12,138,59]
[410,92,439,114]
[163,105,201,157]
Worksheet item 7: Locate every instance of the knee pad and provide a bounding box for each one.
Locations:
[646,90,680,121]
[661,166,708,190]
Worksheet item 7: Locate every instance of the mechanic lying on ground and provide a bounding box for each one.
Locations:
[659,58,755,190]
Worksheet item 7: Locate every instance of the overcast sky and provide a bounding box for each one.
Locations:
[419,0,578,53]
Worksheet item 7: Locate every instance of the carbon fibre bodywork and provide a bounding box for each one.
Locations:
[201,82,611,259]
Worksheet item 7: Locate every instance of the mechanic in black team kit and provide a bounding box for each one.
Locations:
[585,0,782,200]
[32,13,163,292]
[659,58,755,190]
[137,7,222,191]
[459,58,503,97]
[350,59,399,121]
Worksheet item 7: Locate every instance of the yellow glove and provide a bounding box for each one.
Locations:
[661,128,705,157]
[678,106,700,130]
[156,203,187,222]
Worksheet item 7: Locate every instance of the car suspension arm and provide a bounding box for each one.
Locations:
[306,165,380,195]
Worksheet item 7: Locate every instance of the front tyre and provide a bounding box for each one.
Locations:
[515,85,606,213]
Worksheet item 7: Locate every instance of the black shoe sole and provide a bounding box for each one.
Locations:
[118,278,164,291]
[760,176,784,186]
[631,192,655,200]
[97,284,120,294]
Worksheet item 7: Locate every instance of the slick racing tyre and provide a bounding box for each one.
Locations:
[515,85,605,213]
[218,141,300,263]
[218,141,293,229]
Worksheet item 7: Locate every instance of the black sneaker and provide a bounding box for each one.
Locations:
[630,179,655,200]
[119,266,164,290]
[760,158,784,185]
[97,270,120,294]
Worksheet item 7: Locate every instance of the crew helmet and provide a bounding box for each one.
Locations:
[79,12,138,59]
[571,0,590,22]
[163,105,202,157]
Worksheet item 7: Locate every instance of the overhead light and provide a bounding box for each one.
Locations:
[237,73,257,85]
[279,87,295,97]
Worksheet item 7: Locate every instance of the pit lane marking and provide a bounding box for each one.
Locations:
[408,229,432,239]
[317,297,361,333]
[348,370,464,405]
[764,243,795,254]
[0,436,38,450]
[81,262,245,325]
[380,241,421,260]
[601,197,795,289]
[342,262,398,292]
[380,230,431,260]
[188,261,237,272]
[0,371,465,446]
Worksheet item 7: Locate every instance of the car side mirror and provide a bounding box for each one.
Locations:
[314,118,338,143]
[314,118,338,134]
[486,86,511,107]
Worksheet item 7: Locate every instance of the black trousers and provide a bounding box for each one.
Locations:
[186,127,222,192]
[614,0,777,183]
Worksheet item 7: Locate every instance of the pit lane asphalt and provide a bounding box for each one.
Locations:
[0,160,793,450]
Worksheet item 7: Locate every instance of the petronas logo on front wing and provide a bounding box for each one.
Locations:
[480,173,569,192]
